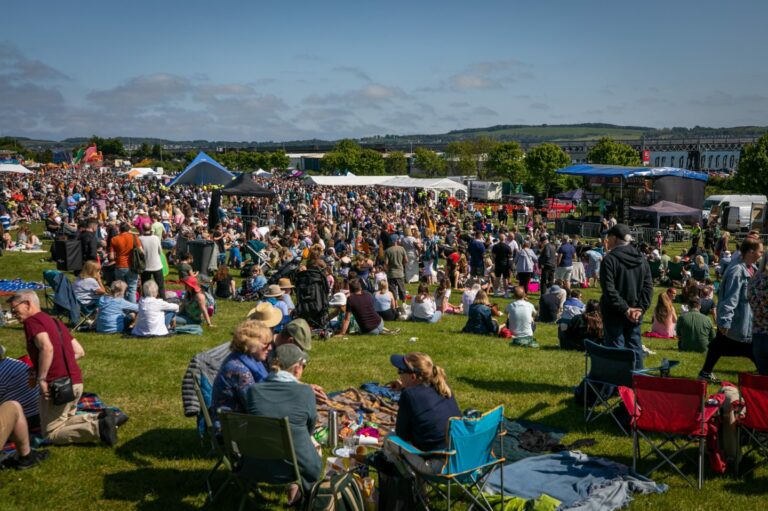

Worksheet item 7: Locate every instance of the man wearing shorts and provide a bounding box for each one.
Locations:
[555,235,576,286]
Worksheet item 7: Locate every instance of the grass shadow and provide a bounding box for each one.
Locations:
[115,428,207,466]
[723,475,768,495]
[457,376,574,395]
[102,467,208,510]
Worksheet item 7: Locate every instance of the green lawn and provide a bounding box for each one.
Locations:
[0,240,766,510]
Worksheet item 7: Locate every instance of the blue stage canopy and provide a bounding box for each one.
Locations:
[555,164,708,182]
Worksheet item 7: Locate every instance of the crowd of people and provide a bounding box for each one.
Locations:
[2,167,768,501]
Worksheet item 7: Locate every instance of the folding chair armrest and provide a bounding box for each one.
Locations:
[633,360,680,376]
[386,435,455,457]
[442,457,505,479]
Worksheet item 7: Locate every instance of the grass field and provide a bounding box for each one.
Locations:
[0,238,766,510]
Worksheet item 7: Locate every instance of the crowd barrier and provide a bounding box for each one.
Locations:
[553,219,692,244]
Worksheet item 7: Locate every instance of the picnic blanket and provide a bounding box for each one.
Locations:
[485,450,667,511]
[0,278,45,294]
[317,387,399,437]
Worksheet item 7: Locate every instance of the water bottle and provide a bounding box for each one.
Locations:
[660,358,670,377]
[328,410,339,449]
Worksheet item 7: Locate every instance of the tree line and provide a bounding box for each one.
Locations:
[318,136,646,196]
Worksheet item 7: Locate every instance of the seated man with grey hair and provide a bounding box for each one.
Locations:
[131,280,179,337]
[95,281,139,334]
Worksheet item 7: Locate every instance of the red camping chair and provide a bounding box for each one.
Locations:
[734,373,768,476]
[620,374,718,489]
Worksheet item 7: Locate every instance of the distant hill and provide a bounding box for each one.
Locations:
[9,124,768,151]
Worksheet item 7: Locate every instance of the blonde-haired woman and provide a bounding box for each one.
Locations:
[374,279,398,321]
[388,352,460,469]
[210,320,273,421]
[72,260,106,308]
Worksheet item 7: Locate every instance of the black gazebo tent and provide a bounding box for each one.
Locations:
[208,174,276,228]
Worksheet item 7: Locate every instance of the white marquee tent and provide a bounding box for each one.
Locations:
[0,163,33,174]
[306,175,467,197]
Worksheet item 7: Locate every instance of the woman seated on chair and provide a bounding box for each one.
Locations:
[244,344,321,503]
[72,260,106,309]
[388,352,460,461]
[211,320,273,421]
[95,281,139,334]
[132,280,179,337]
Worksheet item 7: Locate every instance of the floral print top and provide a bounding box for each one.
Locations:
[748,270,768,335]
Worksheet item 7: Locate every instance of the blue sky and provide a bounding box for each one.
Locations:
[1,0,766,141]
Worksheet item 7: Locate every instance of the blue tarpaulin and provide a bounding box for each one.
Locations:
[556,164,708,182]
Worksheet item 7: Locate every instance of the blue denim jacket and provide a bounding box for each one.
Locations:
[716,262,753,343]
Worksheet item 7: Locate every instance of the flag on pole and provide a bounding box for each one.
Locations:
[84,145,98,162]
[73,148,85,165]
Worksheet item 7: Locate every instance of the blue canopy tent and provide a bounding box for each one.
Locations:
[555,164,708,182]
[168,152,235,186]
[555,164,707,216]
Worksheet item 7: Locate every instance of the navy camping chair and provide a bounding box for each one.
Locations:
[386,405,506,511]
[43,270,97,330]
[583,340,637,435]
[583,340,680,436]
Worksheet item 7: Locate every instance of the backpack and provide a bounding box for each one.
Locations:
[130,234,146,273]
[308,472,365,511]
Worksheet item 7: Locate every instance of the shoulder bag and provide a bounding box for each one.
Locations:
[50,320,76,405]
[130,234,146,273]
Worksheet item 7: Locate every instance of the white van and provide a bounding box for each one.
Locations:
[722,202,767,232]
[468,181,503,201]
[704,194,767,221]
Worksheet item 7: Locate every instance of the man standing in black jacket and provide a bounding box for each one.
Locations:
[78,218,99,263]
[537,235,557,289]
[599,224,653,368]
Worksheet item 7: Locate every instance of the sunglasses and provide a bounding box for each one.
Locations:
[10,300,28,312]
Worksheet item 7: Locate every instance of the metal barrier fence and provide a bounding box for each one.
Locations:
[554,219,692,244]
[554,219,602,238]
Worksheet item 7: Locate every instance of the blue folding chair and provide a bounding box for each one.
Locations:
[386,405,506,511]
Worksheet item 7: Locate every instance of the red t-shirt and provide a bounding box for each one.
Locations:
[24,312,83,385]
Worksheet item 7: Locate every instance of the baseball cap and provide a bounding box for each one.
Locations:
[389,354,420,374]
[284,318,312,351]
[275,344,309,370]
[606,223,631,239]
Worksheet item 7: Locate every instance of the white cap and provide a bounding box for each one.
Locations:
[329,292,347,306]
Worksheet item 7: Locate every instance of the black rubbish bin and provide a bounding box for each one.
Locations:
[176,235,189,260]
[187,240,215,276]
